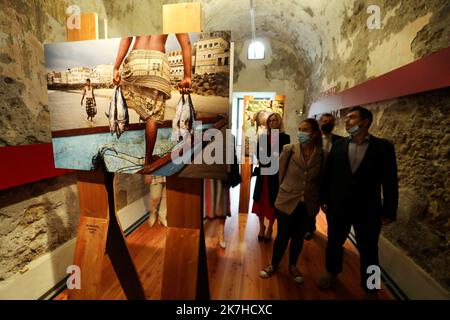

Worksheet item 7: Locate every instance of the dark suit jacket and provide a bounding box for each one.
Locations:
[331,133,343,144]
[253,132,290,206]
[322,135,398,221]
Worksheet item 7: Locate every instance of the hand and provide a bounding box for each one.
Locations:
[178,77,192,94]
[381,217,393,225]
[113,68,121,85]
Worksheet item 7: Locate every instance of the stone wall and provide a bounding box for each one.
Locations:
[332,87,450,291]
[0,0,152,284]
[0,0,51,146]
[304,0,450,104]
[0,172,150,283]
[0,174,80,281]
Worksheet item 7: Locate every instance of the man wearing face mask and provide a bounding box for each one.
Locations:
[318,106,398,299]
[320,113,343,154]
[304,113,343,240]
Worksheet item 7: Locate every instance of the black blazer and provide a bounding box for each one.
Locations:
[322,135,398,220]
[331,133,344,144]
[253,132,290,206]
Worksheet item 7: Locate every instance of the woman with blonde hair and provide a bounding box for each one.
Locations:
[252,112,290,241]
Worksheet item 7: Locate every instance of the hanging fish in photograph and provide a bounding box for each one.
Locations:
[105,86,129,138]
[171,93,197,141]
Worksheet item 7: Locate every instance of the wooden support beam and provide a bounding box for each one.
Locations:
[161,176,210,299]
[69,171,146,300]
[68,171,110,299]
[238,158,252,214]
[65,13,144,300]
[66,12,98,41]
[163,2,203,34]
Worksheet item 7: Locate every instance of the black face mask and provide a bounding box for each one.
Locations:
[321,123,334,134]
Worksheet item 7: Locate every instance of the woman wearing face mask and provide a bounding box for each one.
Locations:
[259,118,324,283]
[252,112,290,242]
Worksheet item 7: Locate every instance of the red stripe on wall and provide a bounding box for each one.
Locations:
[0,143,72,190]
[309,46,450,116]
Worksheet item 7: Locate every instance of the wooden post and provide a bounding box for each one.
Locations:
[160,2,210,300]
[161,176,210,299]
[68,171,109,299]
[66,14,145,300]
[162,2,203,34]
[66,12,99,41]
[238,157,252,214]
[69,172,145,300]
[238,95,254,214]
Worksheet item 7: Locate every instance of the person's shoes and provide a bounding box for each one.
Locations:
[264,227,273,242]
[289,265,304,284]
[317,270,337,289]
[260,264,277,279]
[258,225,266,241]
[304,232,314,241]
[148,211,157,227]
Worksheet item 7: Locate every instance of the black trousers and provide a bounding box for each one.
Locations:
[305,215,317,233]
[325,211,382,291]
[271,202,309,267]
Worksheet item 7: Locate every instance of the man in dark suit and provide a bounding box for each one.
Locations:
[318,106,398,296]
[304,113,343,240]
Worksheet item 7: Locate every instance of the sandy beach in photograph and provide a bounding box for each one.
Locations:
[48,88,230,132]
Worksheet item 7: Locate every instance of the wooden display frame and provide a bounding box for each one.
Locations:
[66,15,145,300]
[68,171,145,299]
[66,8,210,300]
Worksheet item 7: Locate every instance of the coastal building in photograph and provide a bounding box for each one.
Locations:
[93,64,114,84]
[47,64,114,85]
[195,31,230,75]
[168,50,196,80]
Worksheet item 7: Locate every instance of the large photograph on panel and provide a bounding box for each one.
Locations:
[45,31,231,178]
[244,96,285,156]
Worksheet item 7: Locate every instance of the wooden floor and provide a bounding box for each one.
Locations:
[55,186,393,300]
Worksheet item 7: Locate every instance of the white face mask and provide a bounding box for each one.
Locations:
[347,123,361,135]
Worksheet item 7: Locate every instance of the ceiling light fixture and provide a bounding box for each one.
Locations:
[248,0,265,60]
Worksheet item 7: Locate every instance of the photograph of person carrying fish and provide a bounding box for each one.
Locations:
[45,31,231,177]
